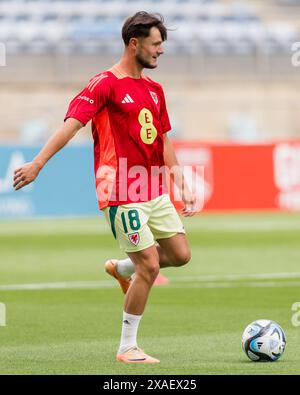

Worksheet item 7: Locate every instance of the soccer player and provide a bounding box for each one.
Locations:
[13,12,196,364]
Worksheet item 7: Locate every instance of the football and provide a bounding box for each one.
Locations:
[242,319,286,362]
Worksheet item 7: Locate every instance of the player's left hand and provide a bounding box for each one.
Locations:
[181,190,197,217]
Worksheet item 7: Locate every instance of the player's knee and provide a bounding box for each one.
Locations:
[146,263,160,282]
[175,249,191,266]
[145,263,160,284]
[138,262,160,284]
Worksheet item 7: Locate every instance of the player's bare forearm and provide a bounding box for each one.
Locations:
[163,134,189,193]
[13,118,83,190]
[32,118,83,169]
[163,134,196,216]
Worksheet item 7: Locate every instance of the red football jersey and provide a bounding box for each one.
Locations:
[65,68,171,209]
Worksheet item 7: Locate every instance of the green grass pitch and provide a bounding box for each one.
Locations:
[0,212,300,375]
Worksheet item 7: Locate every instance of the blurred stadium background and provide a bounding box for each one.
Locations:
[0,0,300,141]
[1,0,300,217]
[1,0,300,375]
[1,0,300,144]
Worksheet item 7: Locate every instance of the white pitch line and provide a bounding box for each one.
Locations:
[162,281,300,289]
[184,221,300,232]
[173,272,300,282]
[1,272,300,291]
[0,224,110,236]
[0,280,115,291]
[1,217,300,235]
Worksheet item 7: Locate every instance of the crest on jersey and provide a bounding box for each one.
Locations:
[128,232,140,246]
[150,91,158,105]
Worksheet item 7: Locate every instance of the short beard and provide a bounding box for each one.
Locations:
[136,53,157,69]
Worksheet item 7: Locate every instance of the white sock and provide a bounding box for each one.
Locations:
[116,258,135,278]
[118,311,142,354]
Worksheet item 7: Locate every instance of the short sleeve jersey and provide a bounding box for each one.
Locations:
[65,69,171,209]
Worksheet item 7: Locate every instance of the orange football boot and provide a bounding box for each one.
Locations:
[116,347,160,364]
[105,259,132,294]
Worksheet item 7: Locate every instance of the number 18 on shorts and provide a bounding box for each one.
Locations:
[103,194,185,253]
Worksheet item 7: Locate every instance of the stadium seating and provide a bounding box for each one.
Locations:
[0,0,298,54]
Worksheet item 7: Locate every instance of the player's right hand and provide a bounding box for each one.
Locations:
[181,189,197,217]
[13,161,41,190]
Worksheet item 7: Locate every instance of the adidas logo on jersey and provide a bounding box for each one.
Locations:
[122,94,134,104]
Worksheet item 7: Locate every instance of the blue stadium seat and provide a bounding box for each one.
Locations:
[0,0,298,55]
